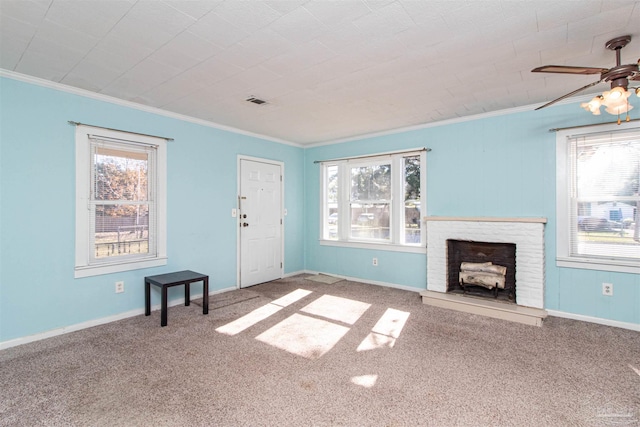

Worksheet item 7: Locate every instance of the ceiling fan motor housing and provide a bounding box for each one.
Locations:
[608,76,630,90]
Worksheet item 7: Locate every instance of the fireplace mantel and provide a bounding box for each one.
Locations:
[424,216,547,224]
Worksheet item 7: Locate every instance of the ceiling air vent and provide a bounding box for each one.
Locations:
[246,96,267,105]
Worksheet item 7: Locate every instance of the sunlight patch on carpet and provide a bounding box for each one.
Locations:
[351,374,378,388]
[216,289,313,336]
[216,304,282,336]
[301,294,371,325]
[271,289,312,307]
[357,332,396,351]
[255,313,349,359]
[372,308,410,338]
[357,308,410,351]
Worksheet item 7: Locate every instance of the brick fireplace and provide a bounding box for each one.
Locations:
[422,217,547,326]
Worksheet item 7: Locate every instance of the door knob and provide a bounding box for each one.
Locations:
[242,222,249,227]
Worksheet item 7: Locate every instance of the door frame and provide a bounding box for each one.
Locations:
[236,155,285,289]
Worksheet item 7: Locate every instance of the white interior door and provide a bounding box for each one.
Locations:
[239,158,283,288]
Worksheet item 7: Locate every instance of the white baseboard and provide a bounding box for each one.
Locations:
[0,286,236,351]
[301,270,423,293]
[546,310,640,331]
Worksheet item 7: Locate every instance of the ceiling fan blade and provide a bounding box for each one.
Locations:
[534,79,602,110]
[531,65,608,75]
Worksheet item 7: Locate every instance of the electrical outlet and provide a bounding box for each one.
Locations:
[602,282,613,296]
[372,257,378,266]
[115,281,124,293]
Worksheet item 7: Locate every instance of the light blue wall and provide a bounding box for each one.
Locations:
[1,75,638,344]
[0,77,304,342]
[304,105,639,326]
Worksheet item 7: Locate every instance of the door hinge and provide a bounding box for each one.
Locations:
[280,262,283,268]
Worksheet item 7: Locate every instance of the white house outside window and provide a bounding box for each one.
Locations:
[556,123,640,273]
[75,125,167,278]
[321,150,426,253]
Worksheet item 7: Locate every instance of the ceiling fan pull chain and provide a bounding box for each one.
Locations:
[626,100,631,122]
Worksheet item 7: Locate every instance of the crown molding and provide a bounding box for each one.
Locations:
[307,93,597,148]
[2,68,602,150]
[0,69,302,148]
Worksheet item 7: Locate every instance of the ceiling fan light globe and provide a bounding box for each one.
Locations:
[581,96,602,113]
[604,86,629,99]
[604,103,633,115]
[603,88,631,108]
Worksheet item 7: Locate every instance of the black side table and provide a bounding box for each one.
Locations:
[145,270,209,326]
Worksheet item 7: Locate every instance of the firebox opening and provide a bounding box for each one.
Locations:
[446,239,516,303]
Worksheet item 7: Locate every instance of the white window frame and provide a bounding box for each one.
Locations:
[75,125,167,278]
[556,121,640,274]
[320,150,426,253]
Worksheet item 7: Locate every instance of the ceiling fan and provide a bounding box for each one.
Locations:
[532,35,640,117]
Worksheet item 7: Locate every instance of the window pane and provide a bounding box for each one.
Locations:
[350,163,391,241]
[404,155,421,244]
[325,165,339,240]
[573,135,640,260]
[576,140,639,198]
[351,164,391,201]
[350,203,390,241]
[94,147,148,201]
[94,204,150,259]
[320,152,423,247]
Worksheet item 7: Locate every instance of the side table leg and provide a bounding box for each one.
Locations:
[185,282,190,306]
[203,277,209,315]
[161,285,168,327]
[145,281,151,316]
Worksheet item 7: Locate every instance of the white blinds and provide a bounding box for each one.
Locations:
[568,128,640,261]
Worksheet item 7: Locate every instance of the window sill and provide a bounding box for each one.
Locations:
[75,256,168,278]
[319,239,426,254]
[556,257,639,274]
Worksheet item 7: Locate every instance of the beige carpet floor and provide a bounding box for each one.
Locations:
[1,274,638,426]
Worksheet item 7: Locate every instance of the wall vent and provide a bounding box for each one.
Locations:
[246,96,267,105]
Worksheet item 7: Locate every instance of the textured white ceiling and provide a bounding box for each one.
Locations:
[1,0,639,144]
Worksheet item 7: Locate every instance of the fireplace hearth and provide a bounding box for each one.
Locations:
[447,239,516,303]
